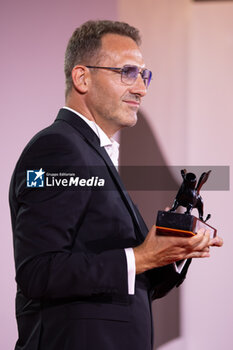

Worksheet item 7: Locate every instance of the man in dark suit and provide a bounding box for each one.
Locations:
[9,20,223,350]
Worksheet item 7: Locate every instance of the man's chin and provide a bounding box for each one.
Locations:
[114,112,138,130]
[120,118,137,130]
[127,113,138,127]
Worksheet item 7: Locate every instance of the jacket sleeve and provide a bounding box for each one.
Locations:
[146,259,192,300]
[132,202,192,299]
[10,133,128,300]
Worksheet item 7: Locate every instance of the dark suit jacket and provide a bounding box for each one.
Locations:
[9,108,190,350]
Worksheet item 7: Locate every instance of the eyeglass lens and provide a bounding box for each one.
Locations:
[121,66,152,88]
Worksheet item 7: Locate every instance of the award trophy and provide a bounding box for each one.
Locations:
[156,169,217,238]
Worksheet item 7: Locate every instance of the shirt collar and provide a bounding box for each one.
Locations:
[62,106,119,149]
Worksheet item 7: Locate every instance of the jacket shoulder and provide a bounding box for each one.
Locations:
[24,119,84,152]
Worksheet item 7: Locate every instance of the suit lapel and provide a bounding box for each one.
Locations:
[92,145,145,241]
[55,109,145,241]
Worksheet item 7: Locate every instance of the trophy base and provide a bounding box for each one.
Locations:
[156,211,217,238]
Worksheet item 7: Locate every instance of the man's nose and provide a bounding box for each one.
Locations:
[129,74,147,97]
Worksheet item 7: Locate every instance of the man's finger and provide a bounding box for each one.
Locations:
[187,250,210,259]
[187,229,209,249]
[209,236,224,247]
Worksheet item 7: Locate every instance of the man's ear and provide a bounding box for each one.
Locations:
[71,65,90,94]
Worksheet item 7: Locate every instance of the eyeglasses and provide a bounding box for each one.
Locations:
[85,65,152,88]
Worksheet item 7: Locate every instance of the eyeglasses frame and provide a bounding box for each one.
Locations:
[85,65,152,88]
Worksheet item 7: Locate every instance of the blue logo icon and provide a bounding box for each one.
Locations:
[27,168,45,187]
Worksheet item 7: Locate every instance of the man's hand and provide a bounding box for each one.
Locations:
[133,225,223,274]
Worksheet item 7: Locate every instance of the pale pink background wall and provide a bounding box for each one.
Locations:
[184,3,233,350]
[119,0,233,350]
[2,0,233,349]
[1,1,117,348]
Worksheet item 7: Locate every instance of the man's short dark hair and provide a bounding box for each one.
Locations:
[64,20,141,98]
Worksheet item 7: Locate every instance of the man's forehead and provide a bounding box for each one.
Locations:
[99,33,145,66]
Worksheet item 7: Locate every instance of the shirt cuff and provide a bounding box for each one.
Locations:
[174,259,187,274]
[124,248,136,295]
